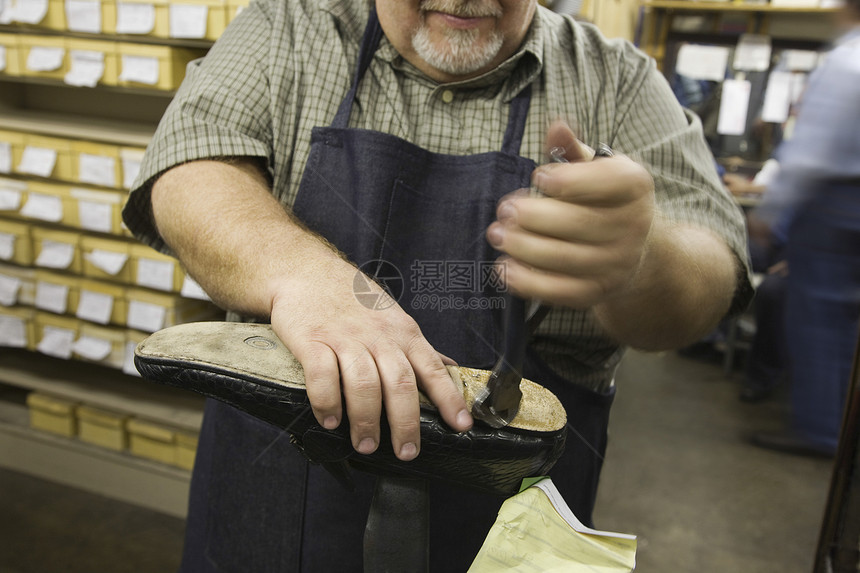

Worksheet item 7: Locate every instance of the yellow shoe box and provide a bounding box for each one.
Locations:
[116,42,201,91]
[104,0,169,37]
[74,321,126,369]
[127,418,176,465]
[11,0,66,30]
[16,132,74,181]
[0,218,33,266]
[0,177,28,218]
[32,226,81,274]
[19,180,74,226]
[81,235,131,282]
[71,186,125,234]
[27,393,78,437]
[168,0,227,41]
[76,404,128,451]
[130,242,181,292]
[125,286,217,332]
[0,33,21,77]
[71,139,122,189]
[175,430,198,470]
[0,305,36,349]
[34,270,80,315]
[64,38,119,88]
[0,263,36,306]
[77,278,127,325]
[0,129,25,176]
[18,35,68,81]
[34,312,80,359]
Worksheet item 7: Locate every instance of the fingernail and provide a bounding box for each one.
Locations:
[498,201,516,222]
[358,437,377,454]
[487,225,504,248]
[456,409,473,430]
[323,416,338,429]
[400,442,418,460]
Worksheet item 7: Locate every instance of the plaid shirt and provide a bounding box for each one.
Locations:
[123,0,752,391]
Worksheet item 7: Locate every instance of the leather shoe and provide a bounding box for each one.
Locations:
[133,322,568,496]
[750,431,835,458]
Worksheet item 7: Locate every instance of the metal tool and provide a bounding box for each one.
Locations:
[471,143,613,428]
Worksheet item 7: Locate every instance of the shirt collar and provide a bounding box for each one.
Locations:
[322,0,546,101]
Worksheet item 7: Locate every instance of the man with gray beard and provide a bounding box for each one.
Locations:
[123,0,751,570]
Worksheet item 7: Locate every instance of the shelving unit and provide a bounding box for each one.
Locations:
[638,0,839,71]
[0,0,242,515]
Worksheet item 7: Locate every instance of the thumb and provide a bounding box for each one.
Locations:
[545,119,593,163]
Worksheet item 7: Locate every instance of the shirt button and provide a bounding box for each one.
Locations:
[441,89,454,103]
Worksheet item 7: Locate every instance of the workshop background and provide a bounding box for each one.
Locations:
[0,0,847,571]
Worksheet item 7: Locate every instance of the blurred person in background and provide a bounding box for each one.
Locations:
[748,0,860,456]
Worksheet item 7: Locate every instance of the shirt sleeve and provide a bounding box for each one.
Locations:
[611,46,754,315]
[122,0,278,253]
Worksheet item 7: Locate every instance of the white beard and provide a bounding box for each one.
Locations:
[411,0,504,76]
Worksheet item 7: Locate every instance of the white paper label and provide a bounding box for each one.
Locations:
[136,257,174,291]
[0,45,6,73]
[35,240,75,269]
[0,142,11,173]
[121,155,142,189]
[76,289,113,324]
[79,152,116,187]
[181,274,210,300]
[127,300,166,332]
[65,50,105,88]
[65,0,101,32]
[123,340,141,376]
[169,3,207,38]
[0,315,27,347]
[116,2,155,34]
[35,280,69,313]
[0,188,21,211]
[78,200,113,233]
[73,334,112,360]
[20,192,63,222]
[676,44,730,82]
[717,79,752,136]
[0,0,12,25]
[0,233,15,260]
[0,273,22,306]
[18,146,57,177]
[26,46,65,72]
[734,34,772,72]
[762,71,793,124]
[15,0,49,24]
[119,55,159,85]
[86,249,128,275]
[37,325,75,358]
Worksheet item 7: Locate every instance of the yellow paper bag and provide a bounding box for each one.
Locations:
[469,478,637,572]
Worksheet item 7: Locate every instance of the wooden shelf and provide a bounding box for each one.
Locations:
[642,1,839,13]
[0,349,204,431]
[0,106,155,147]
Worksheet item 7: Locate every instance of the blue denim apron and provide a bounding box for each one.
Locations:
[180,11,615,572]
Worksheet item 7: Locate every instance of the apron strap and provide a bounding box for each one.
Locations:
[330,9,533,157]
[501,84,532,156]
[331,9,384,129]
